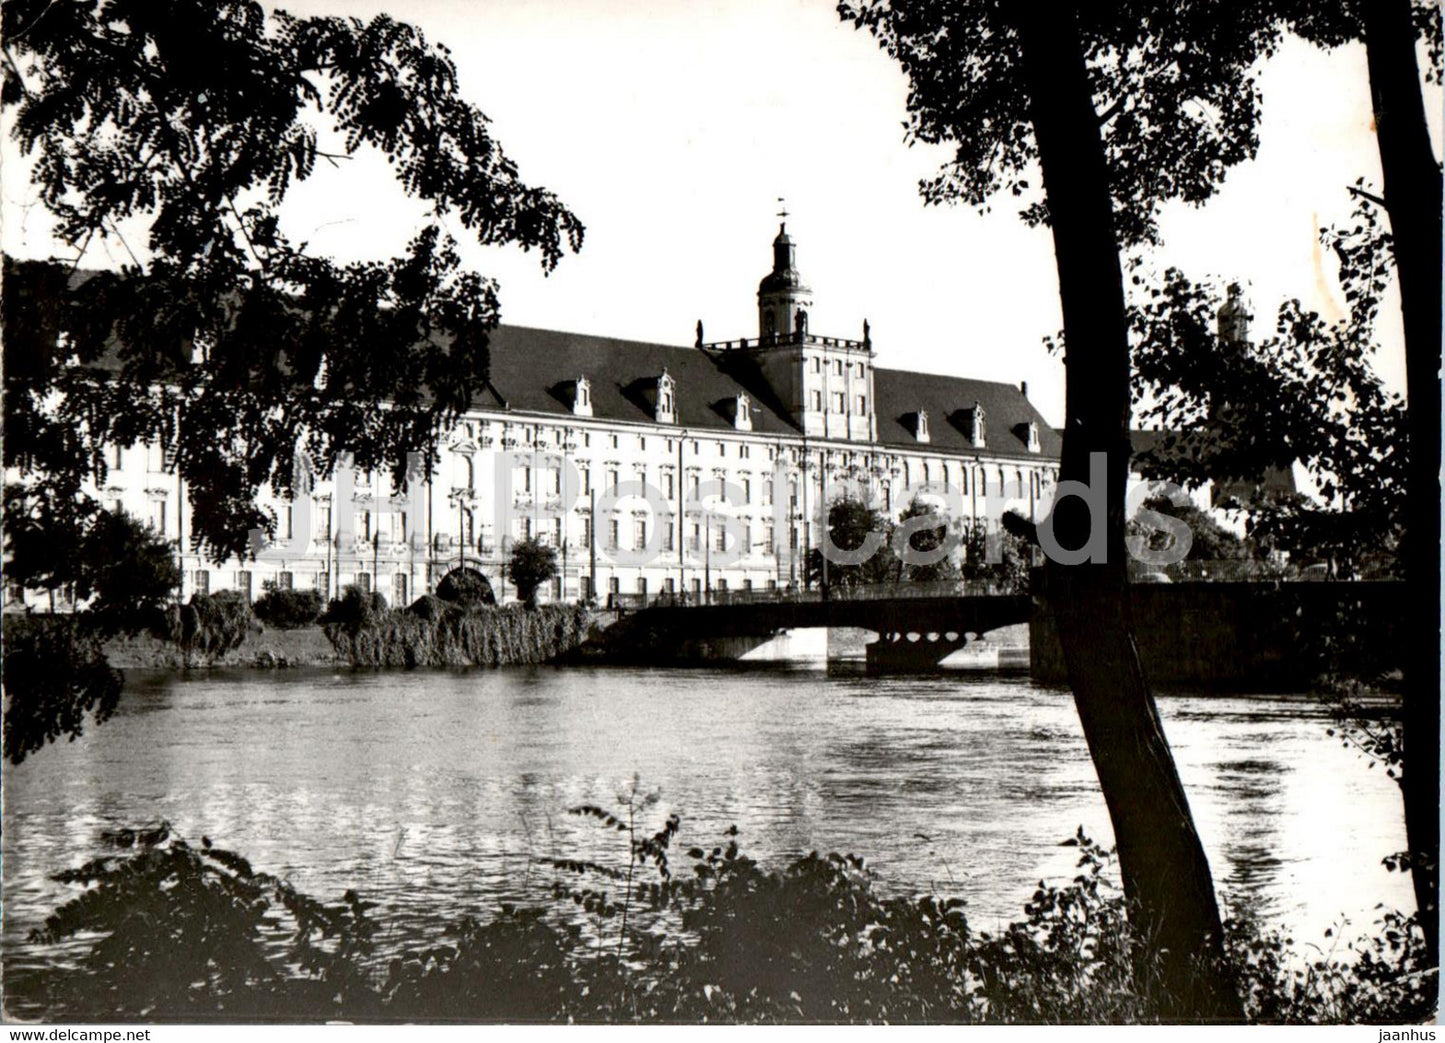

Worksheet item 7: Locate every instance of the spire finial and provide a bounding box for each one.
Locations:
[777,196,789,227]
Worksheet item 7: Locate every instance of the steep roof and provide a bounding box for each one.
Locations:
[486,325,1059,460]
[485,326,798,436]
[872,365,1061,459]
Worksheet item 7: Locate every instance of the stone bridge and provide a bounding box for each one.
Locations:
[598,582,1031,670]
[591,575,1407,680]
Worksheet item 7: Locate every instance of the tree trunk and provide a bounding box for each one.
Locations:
[1361,0,1441,961]
[1015,8,1242,1020]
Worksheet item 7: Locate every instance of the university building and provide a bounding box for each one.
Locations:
[35,224,1062,608]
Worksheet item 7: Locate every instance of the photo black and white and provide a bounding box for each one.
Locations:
[1,0,1439,1030]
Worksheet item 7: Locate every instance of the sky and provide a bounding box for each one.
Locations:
[3,0,1439,428]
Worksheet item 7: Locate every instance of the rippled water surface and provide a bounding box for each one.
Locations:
[3,666,1411,960]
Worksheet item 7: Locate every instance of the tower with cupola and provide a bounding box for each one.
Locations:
[740,220,874,442]
[758,222,813,341]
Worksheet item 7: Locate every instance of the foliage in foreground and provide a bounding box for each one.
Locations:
[1,505,180,763]
[8,815,1434,1025]
[1,615,122,766]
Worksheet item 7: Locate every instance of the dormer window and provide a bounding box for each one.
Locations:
[734,393,753,431]
[656,368,677,424]
[1026,421,1040,453]
[572,377,592,417]
[914,410,930,443]
[970,402,987,448]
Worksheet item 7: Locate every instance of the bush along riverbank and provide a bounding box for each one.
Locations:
[86,588,594,670]
[7,812,1435,1025]
[321,591,593,668]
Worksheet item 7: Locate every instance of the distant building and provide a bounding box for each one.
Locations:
[10,224,1061,609]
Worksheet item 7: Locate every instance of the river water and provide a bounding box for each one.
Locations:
[2,665,1412,968]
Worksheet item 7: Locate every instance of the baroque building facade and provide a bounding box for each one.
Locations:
[21,225,1062,608]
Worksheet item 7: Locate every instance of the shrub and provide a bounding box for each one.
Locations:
[407,594,452,621]
[17,816,1437,1025]
[320,585,388,632]
[158,590,258,665]
[16,823,379,1021]
[253,586,324,629]
[323,602,589,668]
[82,510,182,636]
[436,568,495,608]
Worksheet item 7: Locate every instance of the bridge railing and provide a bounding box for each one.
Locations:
[607,579,1022,612]
[1124,559,1398,583]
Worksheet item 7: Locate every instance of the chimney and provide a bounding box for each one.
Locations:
[1020,380,1029,399]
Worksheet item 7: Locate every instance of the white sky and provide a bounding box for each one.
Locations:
[4,0,1439,428]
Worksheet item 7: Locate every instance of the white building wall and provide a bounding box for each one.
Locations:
[9,406,1058,612]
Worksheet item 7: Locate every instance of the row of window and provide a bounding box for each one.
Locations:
[810,356,867,379]
[457,422,779,459]
[481,462,1044,502]
[114,466,1044,549]
[179,567,785,608]
[808,390,868,416]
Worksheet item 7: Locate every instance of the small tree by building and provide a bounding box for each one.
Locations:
[1,504,178,765]
[961,523,1030,594]
[3,498,179,630]
[1125,494,1256,579]
[804,496,898,591]
[508,539,558,609]
[895,496,959,584]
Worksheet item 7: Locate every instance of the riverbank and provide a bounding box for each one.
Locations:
[98,617,1028,672]
[98,602,597,669]
[102,625,344,669]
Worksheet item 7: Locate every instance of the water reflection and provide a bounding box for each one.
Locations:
[2,666,1412,961]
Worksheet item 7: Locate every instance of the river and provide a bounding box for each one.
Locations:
[2,665,1412,971]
